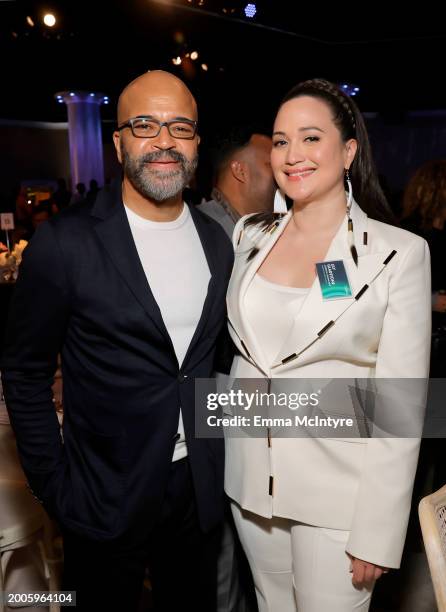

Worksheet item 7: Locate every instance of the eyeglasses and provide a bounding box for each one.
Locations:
[117,117,198,139]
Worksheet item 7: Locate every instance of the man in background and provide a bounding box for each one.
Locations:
[198,127,275,237]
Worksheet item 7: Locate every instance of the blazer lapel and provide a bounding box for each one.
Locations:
[231,213,291,374]
[272,201,386,370]
[91,181,177,358]
[228,202,390,374]
[228,201,388,374]
[181,205,219,366]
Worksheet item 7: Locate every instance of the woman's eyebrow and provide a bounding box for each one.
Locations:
[272,126,325,136]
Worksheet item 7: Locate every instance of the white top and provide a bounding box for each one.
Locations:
[125,203,211,461]
[245,274,309,365]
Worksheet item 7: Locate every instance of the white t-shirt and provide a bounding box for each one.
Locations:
[125,203,210,461]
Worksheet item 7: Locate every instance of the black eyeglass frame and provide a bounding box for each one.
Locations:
[117,117,198,139]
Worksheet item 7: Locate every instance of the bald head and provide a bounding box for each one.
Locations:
[117,70,197,125]
[113,70,200,208]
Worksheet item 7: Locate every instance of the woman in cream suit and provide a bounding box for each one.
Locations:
[225,79,431,611]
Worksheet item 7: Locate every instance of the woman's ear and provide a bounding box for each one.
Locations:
[344,139,358,169]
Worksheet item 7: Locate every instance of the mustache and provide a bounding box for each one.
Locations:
[139,150,187,165]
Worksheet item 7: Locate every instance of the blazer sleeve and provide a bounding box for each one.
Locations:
[1,220,70,505]
[346,237,431,568]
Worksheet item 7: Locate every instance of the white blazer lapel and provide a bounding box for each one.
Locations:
[228,212,291,374]
[271,201,377,371]
[270,211,354,370]
[228,201,390,375]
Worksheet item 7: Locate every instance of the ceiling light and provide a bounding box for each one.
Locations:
[43,14,56,27]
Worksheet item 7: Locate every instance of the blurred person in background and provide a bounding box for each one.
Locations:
[401,159,446,326]
[52,178,71,211]
[401,159,446,496]
[70,182,87,205]
[197,127,276,238]
[86,178,100,205]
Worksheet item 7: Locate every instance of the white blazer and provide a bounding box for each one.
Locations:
[225,200,431,568]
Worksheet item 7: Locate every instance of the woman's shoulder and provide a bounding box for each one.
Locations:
[232,212,283,249]
[368,217,428,254]
[234,212,258,233]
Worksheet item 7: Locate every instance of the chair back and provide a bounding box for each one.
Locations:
[419,483,446,611]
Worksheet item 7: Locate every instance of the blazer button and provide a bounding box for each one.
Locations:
[178,374,188,383]
[173,433,181,441]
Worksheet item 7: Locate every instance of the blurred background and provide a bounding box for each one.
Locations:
[0,0,445,206]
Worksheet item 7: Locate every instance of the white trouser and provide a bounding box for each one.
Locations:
[231,502,373,612]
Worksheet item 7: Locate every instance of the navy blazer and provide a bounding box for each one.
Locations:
[1,181,234,542]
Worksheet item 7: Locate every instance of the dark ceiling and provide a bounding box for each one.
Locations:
[1,0,445,130]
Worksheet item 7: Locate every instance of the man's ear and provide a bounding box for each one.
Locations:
[113,131,123,164]
[230,160,247,183]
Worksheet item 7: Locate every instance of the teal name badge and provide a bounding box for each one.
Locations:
[316,260,352,300]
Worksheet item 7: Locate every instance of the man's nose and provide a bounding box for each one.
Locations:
[151,124,176,150]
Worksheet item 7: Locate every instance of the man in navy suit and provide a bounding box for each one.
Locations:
[1,71,234,611]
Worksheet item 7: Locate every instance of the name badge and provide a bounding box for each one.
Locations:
[316,260,352,300]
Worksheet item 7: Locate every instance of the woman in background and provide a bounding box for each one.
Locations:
[401,159,446,367]
[401,159,446,496]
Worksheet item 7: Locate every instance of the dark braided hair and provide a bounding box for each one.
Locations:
[245,78,393,238]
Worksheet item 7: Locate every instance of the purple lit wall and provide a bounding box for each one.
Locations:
[56,92,106,189]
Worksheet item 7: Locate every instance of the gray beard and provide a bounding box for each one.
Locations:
[121,148,198,202]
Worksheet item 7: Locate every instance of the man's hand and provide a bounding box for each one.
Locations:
[348,554,389,588]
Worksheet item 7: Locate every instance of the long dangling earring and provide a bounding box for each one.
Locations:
[345,169,358,266]
[346,168,353,210]
[273,189,288,214]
